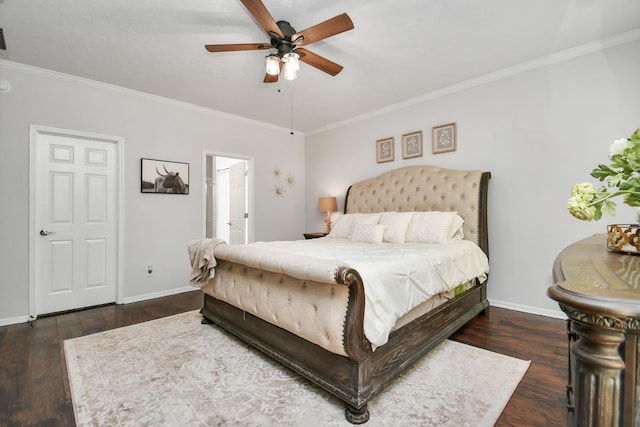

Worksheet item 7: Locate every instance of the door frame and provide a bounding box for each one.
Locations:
[202,150,254,243]
[28,125,125,320]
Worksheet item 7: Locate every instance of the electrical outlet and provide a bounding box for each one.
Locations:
[147,265,153,276]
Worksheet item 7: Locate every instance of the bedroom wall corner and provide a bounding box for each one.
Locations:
[304,39,640,317]
[0,60,306,323]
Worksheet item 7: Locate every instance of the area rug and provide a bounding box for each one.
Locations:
[64,310,529,426]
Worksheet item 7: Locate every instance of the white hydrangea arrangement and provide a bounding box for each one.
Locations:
[568,129,640,221]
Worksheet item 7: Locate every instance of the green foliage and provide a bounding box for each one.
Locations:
[568,129,640,220]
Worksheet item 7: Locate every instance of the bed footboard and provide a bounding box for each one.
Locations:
[199,261,379,421]
[201,259,371,360]
[200,278,488,424]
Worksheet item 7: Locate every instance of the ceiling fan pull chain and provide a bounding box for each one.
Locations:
[290,82,294,135]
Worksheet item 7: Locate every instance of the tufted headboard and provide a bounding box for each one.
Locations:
[344,165,491,256]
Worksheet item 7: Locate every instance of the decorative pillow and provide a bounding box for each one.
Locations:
[449,215,465,240]
[405,211,465,243]
[378,211,414,243]
[327,214,352,239]
[327,213,382,239]
[351,223,386,243]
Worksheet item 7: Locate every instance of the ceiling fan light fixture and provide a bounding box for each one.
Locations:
[282,52,300,72]
[203,1,353,84]
[282,52,299,80]
[265,54,280,76]
[283,67,297,81]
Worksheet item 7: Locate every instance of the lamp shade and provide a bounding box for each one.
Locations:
[318,196,337,212]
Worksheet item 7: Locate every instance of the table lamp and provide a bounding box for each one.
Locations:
[318,196,338,233]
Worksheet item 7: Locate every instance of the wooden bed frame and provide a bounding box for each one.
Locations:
[199,165,491,423]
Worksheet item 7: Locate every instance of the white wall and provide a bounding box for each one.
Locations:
[2,38,638,325]
[305,39,640,317]
[0,61,306,324]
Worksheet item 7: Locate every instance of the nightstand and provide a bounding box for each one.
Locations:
[548,234,640,425]
[303,232,328,239]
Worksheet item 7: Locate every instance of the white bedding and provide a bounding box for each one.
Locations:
[222,238,489,348]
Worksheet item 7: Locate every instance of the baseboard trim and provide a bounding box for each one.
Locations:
[121,285,195,304]
[490,298,566,319]
[0,292,565,327]
[0,315,30,327]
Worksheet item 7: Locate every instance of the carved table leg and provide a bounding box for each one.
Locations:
[345,404,369,424]
[571,321,625,427]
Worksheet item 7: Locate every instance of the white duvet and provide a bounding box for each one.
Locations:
[242,238,489,348]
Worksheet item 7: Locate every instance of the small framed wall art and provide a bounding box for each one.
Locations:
[432,122,457,154]
[401,131,423,159]
[376,137,395,163]
[141,158,189,194]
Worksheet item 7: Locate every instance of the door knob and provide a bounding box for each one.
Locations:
[40,229,56,236]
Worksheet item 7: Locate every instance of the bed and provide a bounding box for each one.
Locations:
[191,165,491,424]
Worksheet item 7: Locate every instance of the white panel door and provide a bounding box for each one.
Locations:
[229,161,247,244]
[34,132,118,315]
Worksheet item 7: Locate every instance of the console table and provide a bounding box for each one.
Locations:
[548,234,640,427]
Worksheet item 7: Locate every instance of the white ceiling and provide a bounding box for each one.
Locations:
[1,0,639,133]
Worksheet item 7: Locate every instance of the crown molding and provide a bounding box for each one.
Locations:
[307,27,640,136]
[3,26,638,138]
[0,59,302,136]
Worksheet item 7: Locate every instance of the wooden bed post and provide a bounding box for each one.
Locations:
[336,267,371,361]
[345,404,370,424]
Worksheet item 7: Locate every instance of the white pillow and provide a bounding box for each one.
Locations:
[327,213,382,239]
[326,214,352,239]
[378,212,414,243]
[449,215,465,240]
[405,211,465,243]
[351,223,386,243]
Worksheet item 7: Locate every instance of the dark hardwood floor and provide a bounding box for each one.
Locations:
[0,290,568,426]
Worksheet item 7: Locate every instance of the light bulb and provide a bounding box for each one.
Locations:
[265,55,280,76]
[282,52,300,80]
[283,66,297,81]
[283,52,299,72]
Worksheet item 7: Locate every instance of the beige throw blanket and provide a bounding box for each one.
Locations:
[187,238,226,287]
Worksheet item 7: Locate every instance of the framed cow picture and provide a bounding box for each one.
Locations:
[141,158,189,194]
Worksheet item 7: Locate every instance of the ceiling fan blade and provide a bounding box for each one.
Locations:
[296,48,343,76]
[263,61,283,83]
[292,13,354,46]
[240,0,284,39]
[263,72,279,83]
[205,43,271,52]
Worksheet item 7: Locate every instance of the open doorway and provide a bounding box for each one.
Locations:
[204,153,251,244]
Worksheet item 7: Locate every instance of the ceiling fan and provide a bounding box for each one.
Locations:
[205,0,354,83]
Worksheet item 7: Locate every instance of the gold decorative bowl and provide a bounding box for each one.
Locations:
[607,224,640,254]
